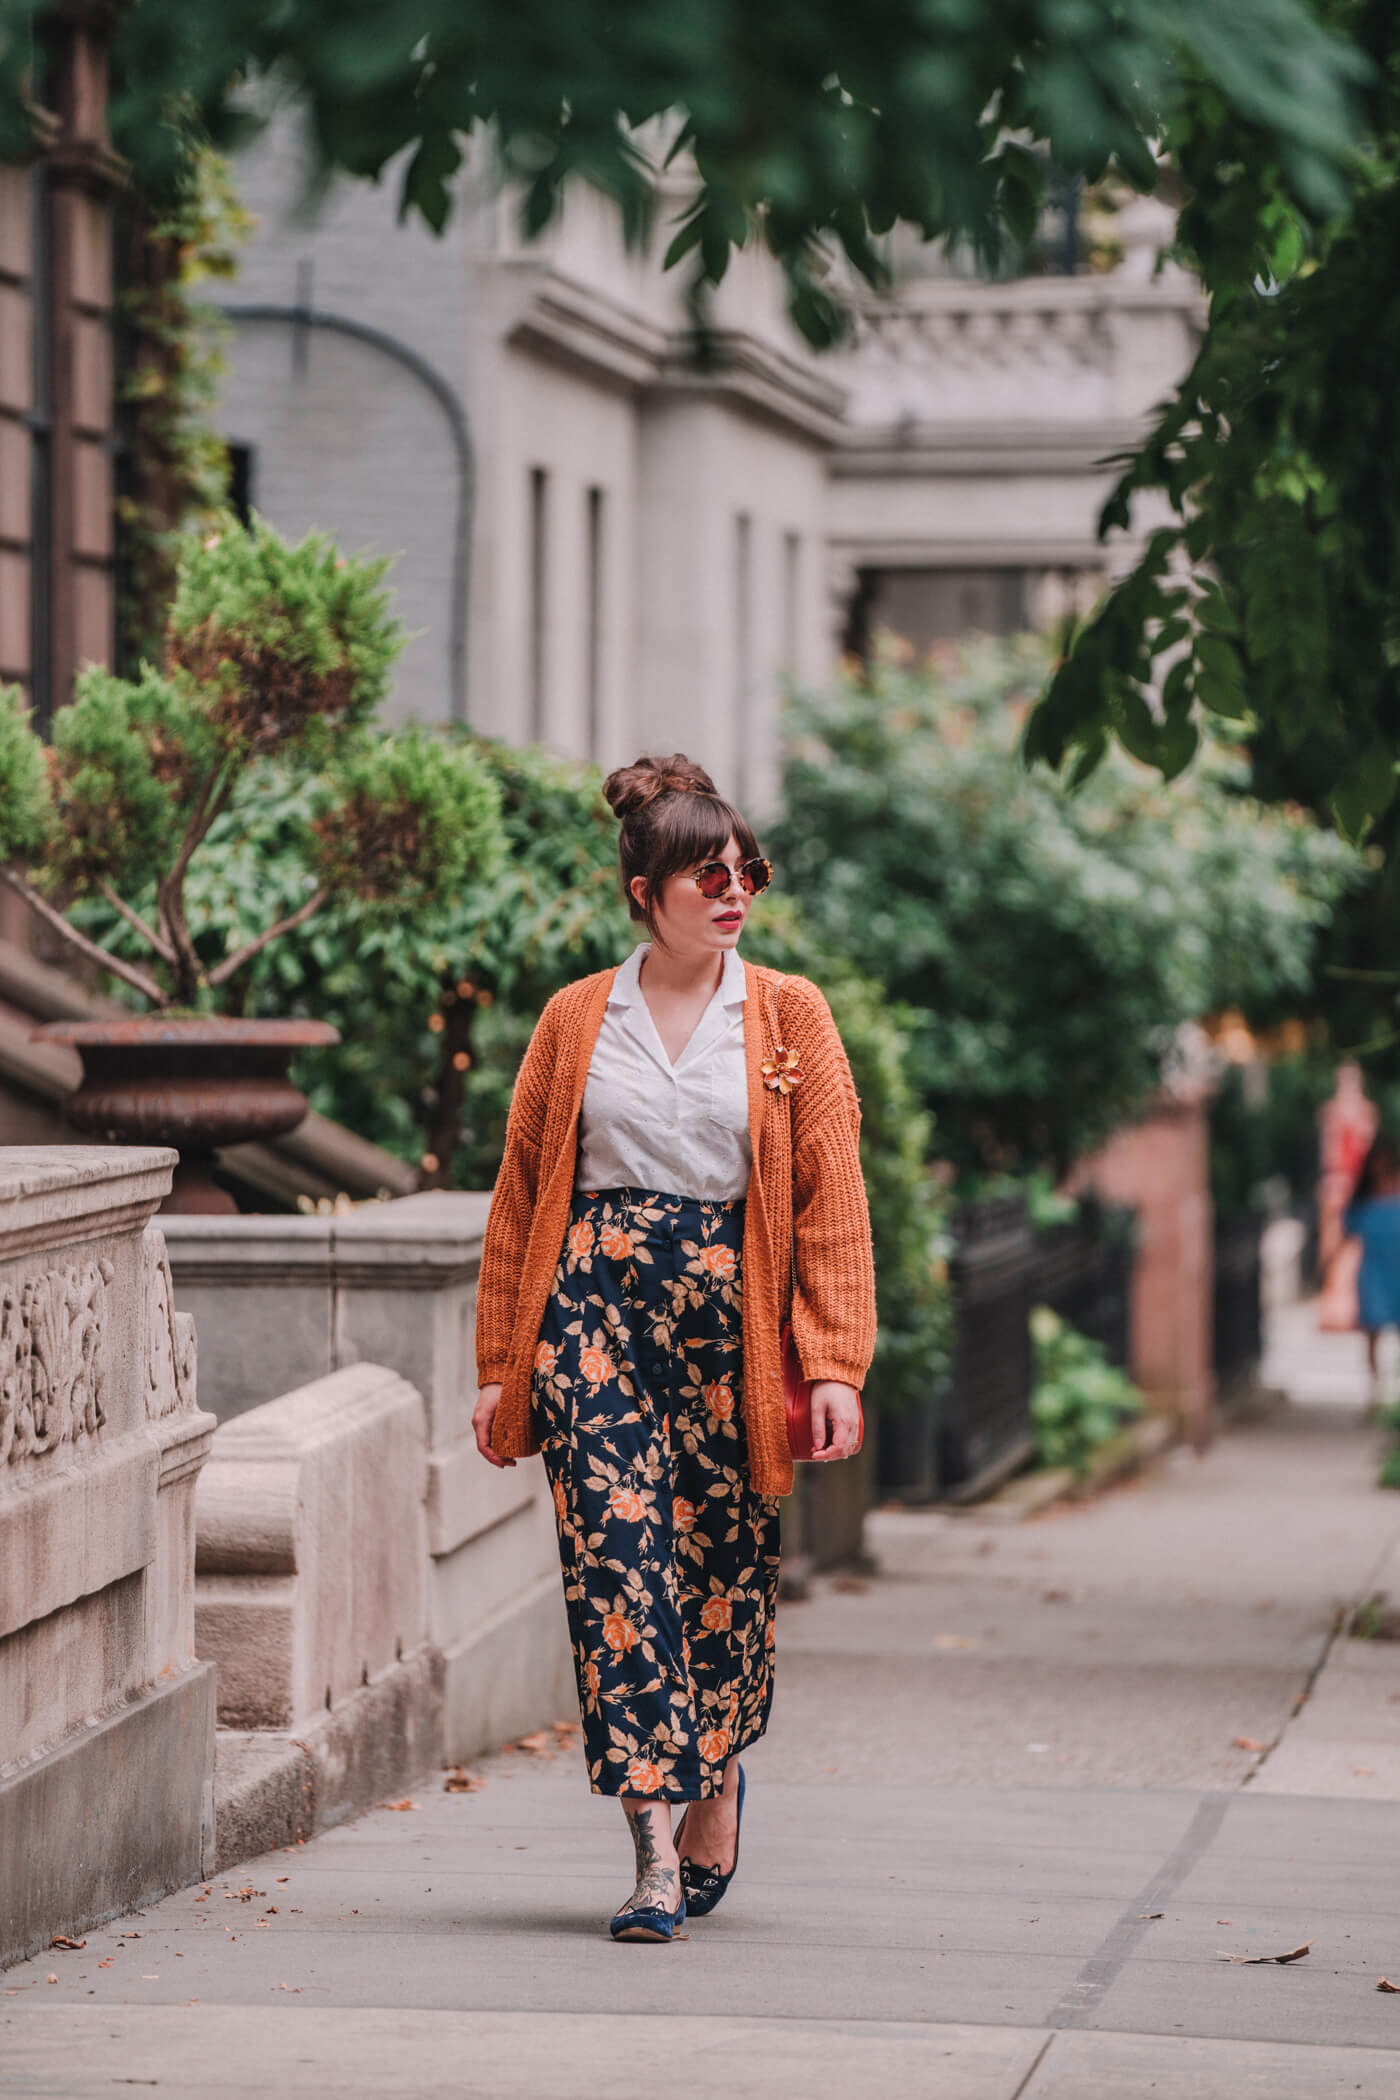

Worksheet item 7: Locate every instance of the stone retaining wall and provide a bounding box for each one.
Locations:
[0,1148,217,1968]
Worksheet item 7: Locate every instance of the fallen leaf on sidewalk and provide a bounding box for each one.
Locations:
[377,1799,420,1811]
[443,1767,486,1792]
[1232,1736,1267,1752]
[551,1720,580,1738]
[1218,1941,1312,1965]
[1353,1765,1375,1776]
[832,1576,868,1593]
[516,1730,554,1753]
[1139,1912,1164,1920]
[1377,1977,1400,1993]
[933,1634,979,1650]
[49,1936,85,1951]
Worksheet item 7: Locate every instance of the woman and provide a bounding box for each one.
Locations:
[1344,1132,1400,1410]
[473,753,875,1942]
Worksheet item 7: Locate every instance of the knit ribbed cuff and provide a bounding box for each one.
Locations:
[477,1361,510,1389]
[801,1360,868,1392]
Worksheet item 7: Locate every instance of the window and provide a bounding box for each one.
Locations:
[28,162,52,730]
[226,443,255,528]
[585,484,604,760]
[733,512,752,802]
[782,530,800,672]
[528,466,549,740]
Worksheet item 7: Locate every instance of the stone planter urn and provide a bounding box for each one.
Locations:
[35,1016,340,1214]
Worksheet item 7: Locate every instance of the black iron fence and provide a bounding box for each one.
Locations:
[877,1191,1138,1506]
[1213,1220,1263,1397]
[1030,1197,1135,1370]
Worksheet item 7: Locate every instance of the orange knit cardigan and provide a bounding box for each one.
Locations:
[476,959,877,1497]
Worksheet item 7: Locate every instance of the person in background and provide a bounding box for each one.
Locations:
[1344,1133,1400,1411]
[1316,1061,1378,1335]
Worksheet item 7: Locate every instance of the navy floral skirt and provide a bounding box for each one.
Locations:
[532,1186,781,1801]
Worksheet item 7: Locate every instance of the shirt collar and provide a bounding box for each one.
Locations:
[608,942,747,1010]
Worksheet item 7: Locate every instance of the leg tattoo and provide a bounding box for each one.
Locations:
[624,1804,678,1912]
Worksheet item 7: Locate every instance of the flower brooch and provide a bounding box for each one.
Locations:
[762,1045,804,1094]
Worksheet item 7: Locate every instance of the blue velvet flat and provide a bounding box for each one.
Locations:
[608,1890,686,1942]
[678,1763,746,1918]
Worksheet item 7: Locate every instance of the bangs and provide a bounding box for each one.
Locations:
[652,795,761,884]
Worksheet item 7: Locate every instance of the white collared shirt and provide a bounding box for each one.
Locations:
[575,943,752,1201]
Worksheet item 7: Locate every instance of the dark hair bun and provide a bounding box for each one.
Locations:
[603,753,719,821]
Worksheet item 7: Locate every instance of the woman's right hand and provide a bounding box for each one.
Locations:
[473,1383,515,1468]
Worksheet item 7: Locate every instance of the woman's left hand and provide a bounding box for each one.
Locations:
[808,1380,863,1462]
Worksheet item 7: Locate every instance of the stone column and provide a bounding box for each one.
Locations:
[0,1146,217,1967]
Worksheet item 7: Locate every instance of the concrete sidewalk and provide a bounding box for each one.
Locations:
[7,1301,1400,2098]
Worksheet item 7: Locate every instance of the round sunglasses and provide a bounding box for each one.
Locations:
[691,855,773,900]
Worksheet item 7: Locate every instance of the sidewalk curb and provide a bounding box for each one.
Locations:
[945,1413,1179,1523]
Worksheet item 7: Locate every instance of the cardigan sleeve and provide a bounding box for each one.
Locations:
[475,996,560,1386]
[781,975,878,1391]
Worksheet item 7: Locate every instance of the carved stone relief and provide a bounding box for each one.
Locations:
[0,1259,115,1465]
[142,1227,197,1421]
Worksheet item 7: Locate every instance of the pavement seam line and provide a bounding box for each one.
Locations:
[1247,1518,1400,1787]
[1044,1791,1230,2031]
[1006,2028,1057,2099]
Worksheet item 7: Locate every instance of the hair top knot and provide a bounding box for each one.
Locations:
[603,753,719,823]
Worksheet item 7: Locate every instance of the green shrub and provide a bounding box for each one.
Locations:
[0,686,54,866]
[773,639,1360,1179]
[1030,1306,1144,1476]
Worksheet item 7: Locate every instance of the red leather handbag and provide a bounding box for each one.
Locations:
[783,1321,864,1462]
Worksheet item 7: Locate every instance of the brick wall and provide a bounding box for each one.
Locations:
[1069,1089,1216,1440]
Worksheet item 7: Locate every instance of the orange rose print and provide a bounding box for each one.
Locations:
[602,1611,638,1654]
[700,1593,733,1632]
[536,1190,779,1805]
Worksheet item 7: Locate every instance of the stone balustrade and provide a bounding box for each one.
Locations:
[0,1147,217,1968]
[163,1191,572,1857]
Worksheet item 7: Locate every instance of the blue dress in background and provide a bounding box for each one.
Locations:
[1344,1192,1400,1330]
